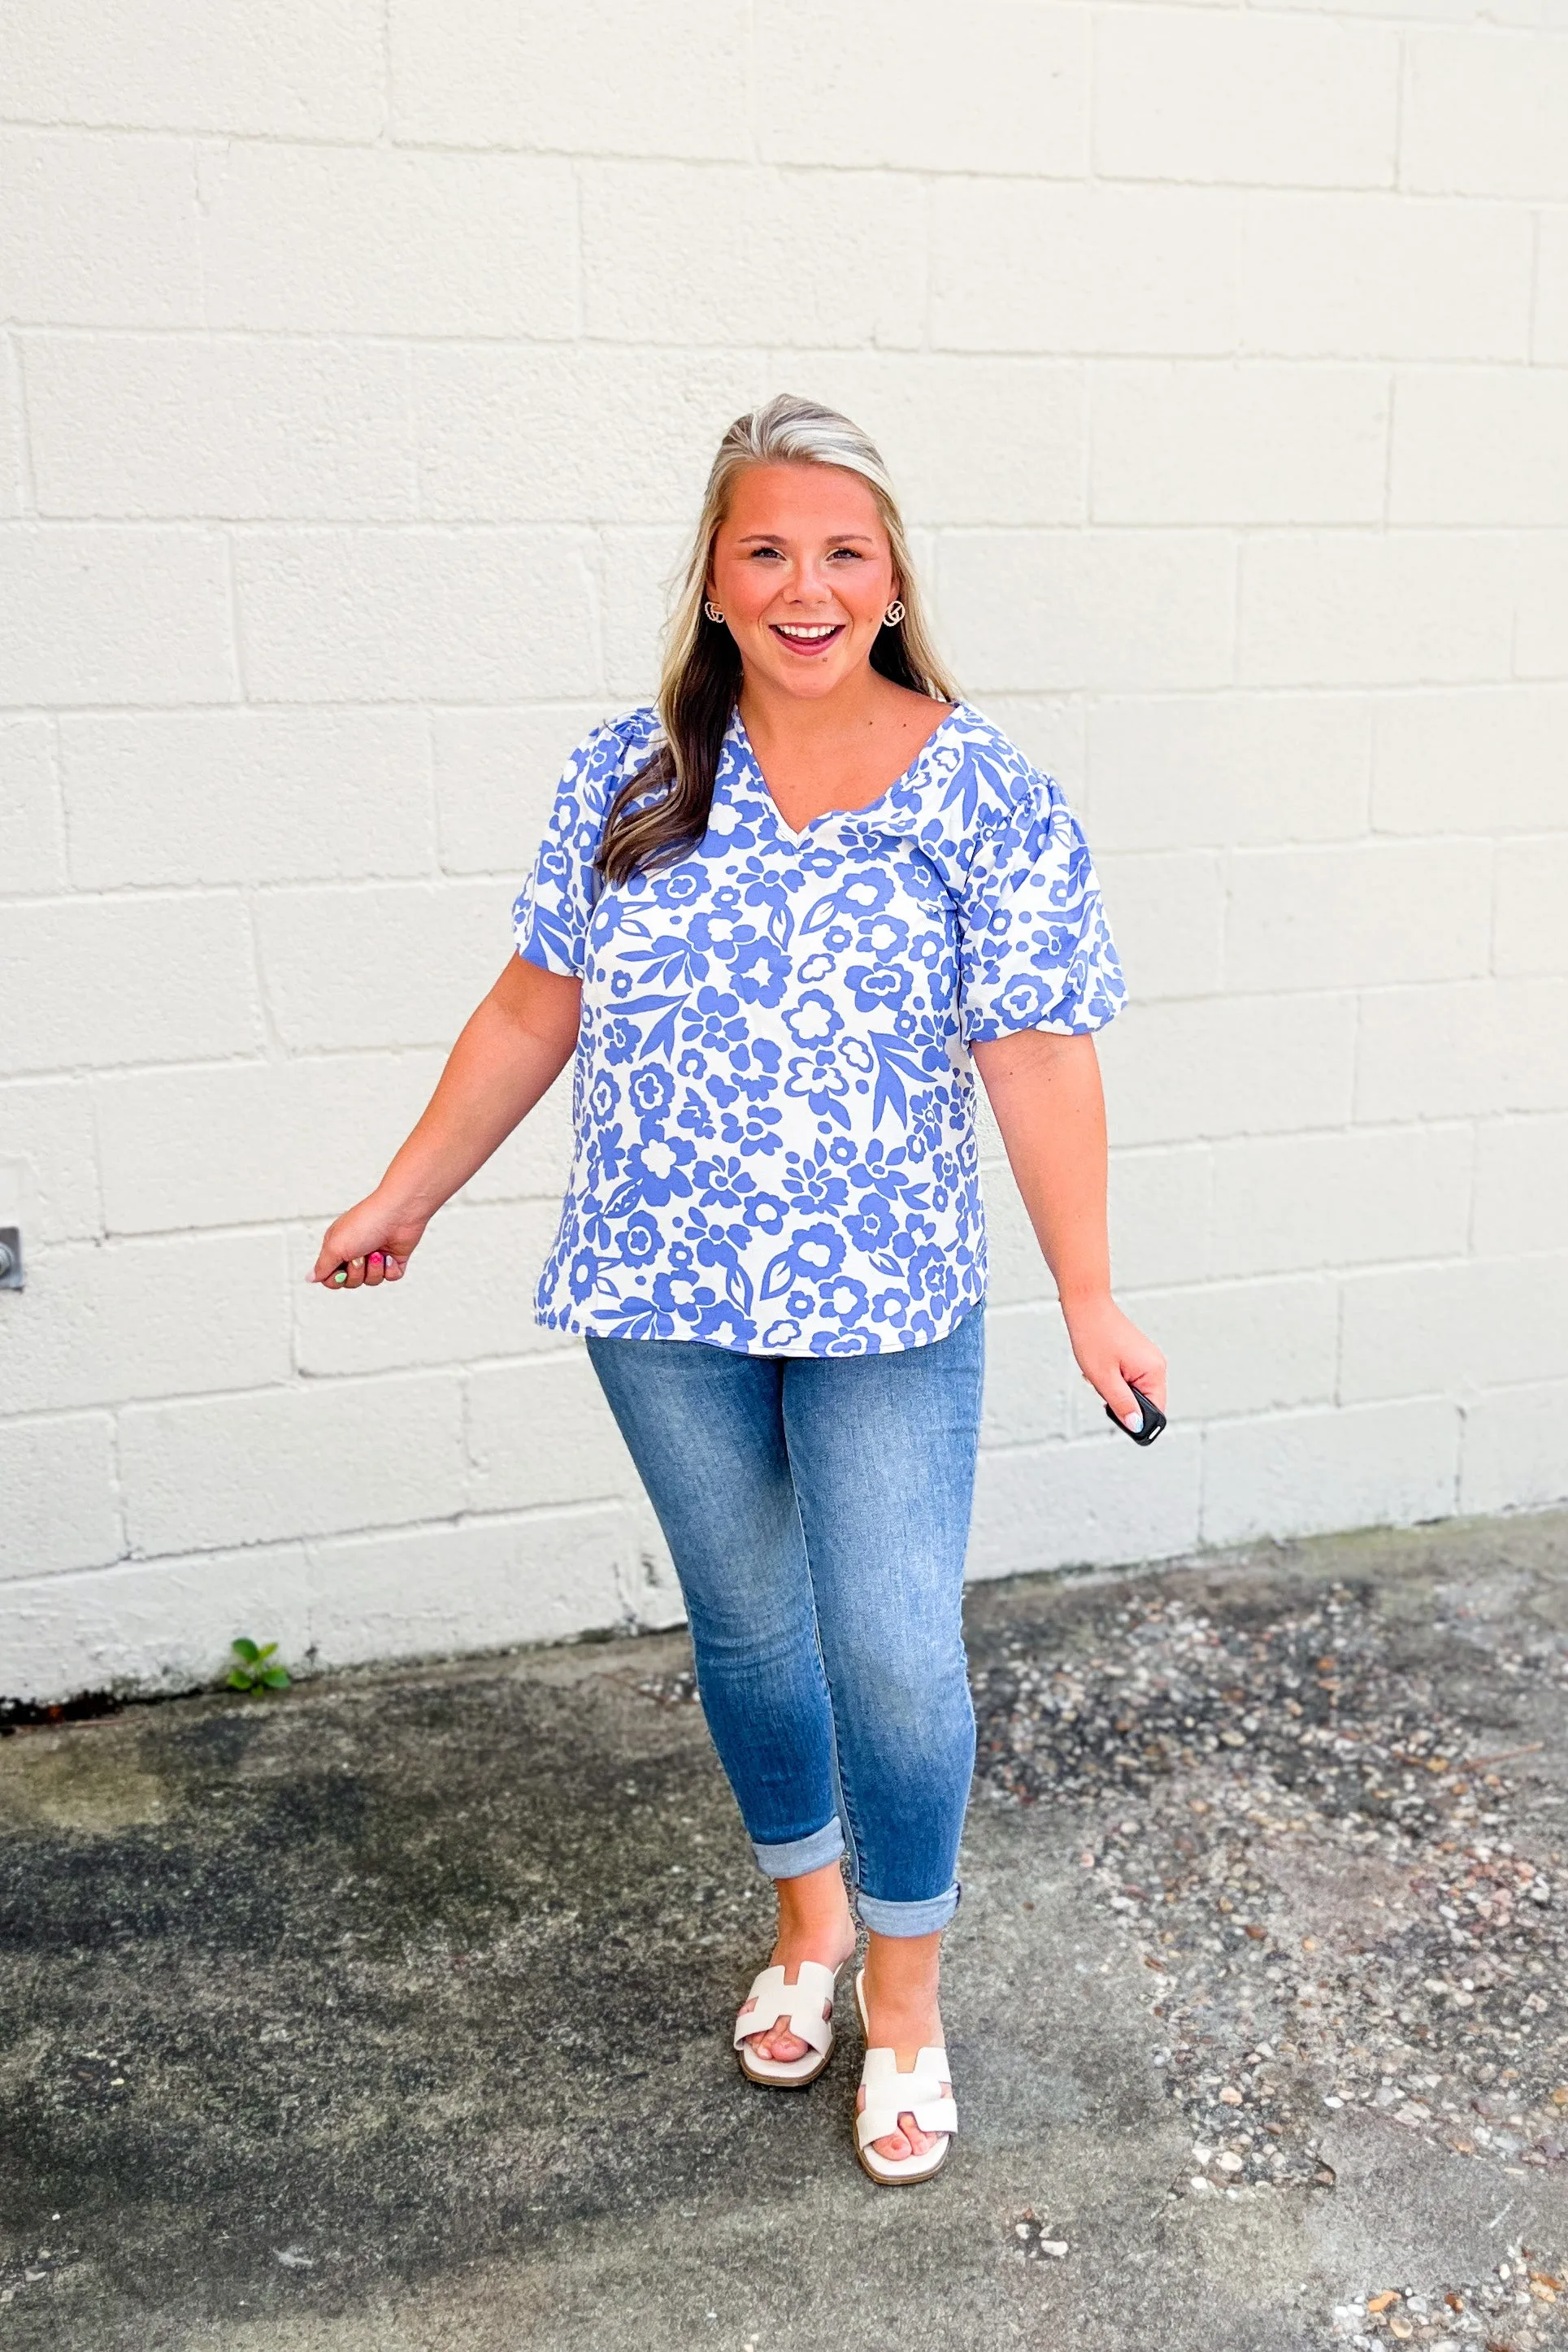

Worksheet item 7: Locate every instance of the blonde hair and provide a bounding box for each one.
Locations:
[597,393,959,886]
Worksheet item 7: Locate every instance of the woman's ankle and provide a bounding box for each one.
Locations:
[774,1915,853,1966]
[773,1908,854,1959]
[862,1930,942,2021]
[772,1859,855,1958]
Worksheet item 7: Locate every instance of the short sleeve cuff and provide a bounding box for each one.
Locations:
[511,882,586,979]
[962,979,1123,1044]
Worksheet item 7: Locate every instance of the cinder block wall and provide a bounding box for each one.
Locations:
[3,2,1566,1700]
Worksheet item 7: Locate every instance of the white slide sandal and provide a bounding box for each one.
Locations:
[853,1968,958,2185]
[733,1959,840,2087]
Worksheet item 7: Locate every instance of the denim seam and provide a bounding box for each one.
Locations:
[797,1500,865,1897]
[823,1680,862,1895]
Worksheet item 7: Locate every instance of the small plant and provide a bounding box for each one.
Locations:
[226,1637,291,1694]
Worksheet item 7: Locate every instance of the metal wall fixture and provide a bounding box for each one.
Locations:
[0,1228,24,1289]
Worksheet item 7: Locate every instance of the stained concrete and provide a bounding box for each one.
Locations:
[2,1511,1566,2350]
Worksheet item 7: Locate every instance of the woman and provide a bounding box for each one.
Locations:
[312,395,1165,2186]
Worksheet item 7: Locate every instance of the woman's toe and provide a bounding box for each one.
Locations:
[868,2111,940,2163]
[749,2028,806,2063]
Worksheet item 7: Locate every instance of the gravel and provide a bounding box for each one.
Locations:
[971,1559,1568,2347]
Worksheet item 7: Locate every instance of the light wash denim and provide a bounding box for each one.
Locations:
[585,1304,984,1936]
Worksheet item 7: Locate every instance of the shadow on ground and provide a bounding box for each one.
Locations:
[2,1512,1566,2350]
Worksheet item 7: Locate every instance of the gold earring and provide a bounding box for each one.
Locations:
[884,599,906,627]
[704,599,725,623]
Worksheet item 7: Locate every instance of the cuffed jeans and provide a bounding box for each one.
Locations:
[585,1303,984,1936]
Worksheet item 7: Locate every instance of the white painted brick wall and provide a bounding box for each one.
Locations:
[1539,216,1568,365]
[3,0,1566,1700]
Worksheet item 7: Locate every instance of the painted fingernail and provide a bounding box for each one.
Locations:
[369,1252,384,1267]
[1123,1408,1144,1432]
[331,1269,348,1286]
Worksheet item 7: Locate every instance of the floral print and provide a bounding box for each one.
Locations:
[513,702,1123,1357]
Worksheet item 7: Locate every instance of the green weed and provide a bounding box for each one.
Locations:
[226,1637,291,1695]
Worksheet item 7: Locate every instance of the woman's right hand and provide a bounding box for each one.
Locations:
[311,1193,429,1290]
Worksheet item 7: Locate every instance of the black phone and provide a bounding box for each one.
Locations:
[1106,1381,1166,1446]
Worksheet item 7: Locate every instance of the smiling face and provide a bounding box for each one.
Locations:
[707,462,899,703]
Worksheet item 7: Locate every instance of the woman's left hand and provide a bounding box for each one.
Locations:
[1061,1293,1166,1433]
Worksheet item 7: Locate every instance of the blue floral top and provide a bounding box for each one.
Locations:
[513,701,1123,1356]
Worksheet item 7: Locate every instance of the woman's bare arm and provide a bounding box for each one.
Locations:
[971,1028,1166,1428]
[310,956,582,1289]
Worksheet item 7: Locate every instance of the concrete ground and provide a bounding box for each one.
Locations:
[2,1511,1566,2352]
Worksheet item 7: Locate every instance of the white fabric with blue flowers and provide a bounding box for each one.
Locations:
[512,700,1123,1357]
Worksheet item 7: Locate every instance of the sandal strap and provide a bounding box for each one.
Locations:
[732,1960,836,2054]
[855,2046,957,2149]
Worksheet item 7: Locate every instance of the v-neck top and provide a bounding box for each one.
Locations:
[513,701,1124,1356]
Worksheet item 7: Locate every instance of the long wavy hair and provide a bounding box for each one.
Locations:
[595,394,960,889]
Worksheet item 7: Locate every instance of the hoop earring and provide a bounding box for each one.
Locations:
[884,599,906,627]
[703,599,725,624]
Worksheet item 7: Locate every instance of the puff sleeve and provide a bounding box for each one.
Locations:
[955,772,1125,1041]
[512,719,641,978]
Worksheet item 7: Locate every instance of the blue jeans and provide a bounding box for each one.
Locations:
[585,1305,984,1937]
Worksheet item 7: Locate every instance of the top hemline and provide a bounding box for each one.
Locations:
[545,1288,988,1359]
